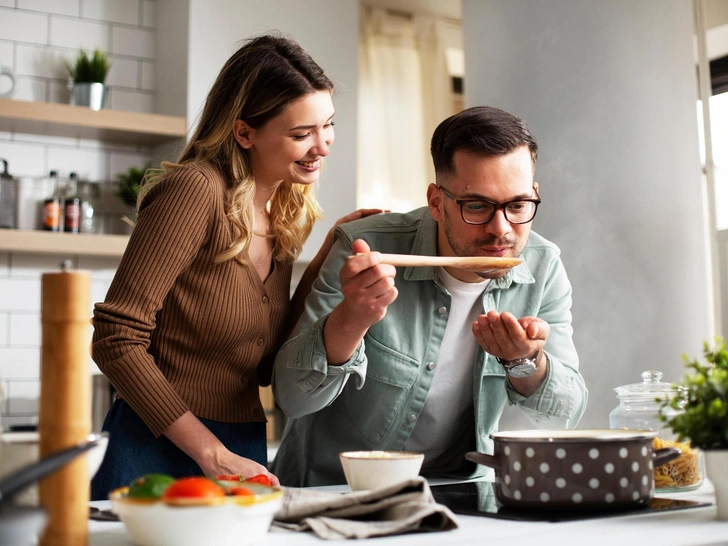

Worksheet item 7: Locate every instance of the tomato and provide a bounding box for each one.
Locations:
[215,474,244,482]
[229,486,255,496]
[161,477,226,500]
[243,474,272,486]
[128,474,175,499]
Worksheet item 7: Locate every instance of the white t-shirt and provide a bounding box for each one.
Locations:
[403,267,489,472]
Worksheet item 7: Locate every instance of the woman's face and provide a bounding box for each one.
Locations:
[237,90,335,188]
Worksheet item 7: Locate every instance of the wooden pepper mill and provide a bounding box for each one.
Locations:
[38,261,92,546]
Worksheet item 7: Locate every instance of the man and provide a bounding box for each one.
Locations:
[271,106,588,486]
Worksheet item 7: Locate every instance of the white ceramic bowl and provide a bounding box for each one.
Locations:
[110,483,283,546]
[339,450,425,491]
[0,431,109,505]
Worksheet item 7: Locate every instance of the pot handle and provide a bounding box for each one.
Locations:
[653,447,682,468]
[0,437,99,502]
[465,451,503,473]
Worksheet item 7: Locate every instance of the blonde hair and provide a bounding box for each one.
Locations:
[139,34,331,263]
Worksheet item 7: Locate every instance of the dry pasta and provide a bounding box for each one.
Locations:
[653,437,702,488]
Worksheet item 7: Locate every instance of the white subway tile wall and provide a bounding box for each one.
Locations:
[0,1,157,180]
[0,1,157,429]
[0,254,120,428]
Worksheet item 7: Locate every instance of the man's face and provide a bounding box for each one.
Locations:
[427,146,537,281]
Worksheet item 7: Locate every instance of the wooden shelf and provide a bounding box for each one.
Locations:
[0,230,129,257]
[0,98,186,145]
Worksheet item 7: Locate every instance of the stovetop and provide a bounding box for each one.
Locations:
[430,482,711,523]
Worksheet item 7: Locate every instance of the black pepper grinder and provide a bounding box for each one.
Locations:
[0,158,17,229]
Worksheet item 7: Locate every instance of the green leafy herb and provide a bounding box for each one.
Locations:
[65,49,112,84]
[660,337,728,449]
[115,162,152,208]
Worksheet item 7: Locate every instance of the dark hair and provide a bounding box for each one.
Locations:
[430,106,538,176]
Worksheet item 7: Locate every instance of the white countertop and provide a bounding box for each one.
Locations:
[89,480,728,546]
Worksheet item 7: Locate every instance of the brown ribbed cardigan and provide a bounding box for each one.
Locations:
[92,161,292,438]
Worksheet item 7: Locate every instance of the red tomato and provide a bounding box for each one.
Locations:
[215,474,243,482]
[161,477,226,500]
[243,474,272,486]
[229,486,255,496]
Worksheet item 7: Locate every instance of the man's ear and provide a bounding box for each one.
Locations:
[232,119,255,149]
[427,183,444,222]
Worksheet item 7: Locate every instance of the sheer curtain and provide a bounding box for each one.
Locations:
[357,6,452,212]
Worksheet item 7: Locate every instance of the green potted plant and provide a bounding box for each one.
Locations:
[65,49,112,111]
[661,337,728,520]
[115,162,152,209]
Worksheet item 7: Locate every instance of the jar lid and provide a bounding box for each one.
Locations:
[614,370,684,400]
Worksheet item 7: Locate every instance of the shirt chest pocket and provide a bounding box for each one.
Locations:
[341,334,419,444]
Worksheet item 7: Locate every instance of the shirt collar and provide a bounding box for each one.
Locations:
[403,207,535,287]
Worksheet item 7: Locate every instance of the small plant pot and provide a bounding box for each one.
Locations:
[72,83,106,111]
[704,450,728,520]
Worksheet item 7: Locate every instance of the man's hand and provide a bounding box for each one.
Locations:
[323,239,398,364]
[292,210,387,333]
[339,239,398,327]
[473,311,549,360]
[472,311,550,396]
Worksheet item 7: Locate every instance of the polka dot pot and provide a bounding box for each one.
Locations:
[465,429,682,510]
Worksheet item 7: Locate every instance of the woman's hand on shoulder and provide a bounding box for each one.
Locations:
[319,208,388,259]
[201,449,280,486]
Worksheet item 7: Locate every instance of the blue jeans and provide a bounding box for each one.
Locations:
[91,399,267,501]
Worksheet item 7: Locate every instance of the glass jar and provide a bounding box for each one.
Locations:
[609,370,703,492]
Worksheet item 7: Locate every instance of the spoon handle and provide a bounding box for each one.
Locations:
[349,253,522,271]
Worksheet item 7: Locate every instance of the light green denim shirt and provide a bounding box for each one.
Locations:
[271,207,587,486]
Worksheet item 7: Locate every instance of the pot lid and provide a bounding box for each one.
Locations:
[490,429,658,442]
[613,370,684,399]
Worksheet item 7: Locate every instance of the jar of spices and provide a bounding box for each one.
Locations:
[609,370,704,492]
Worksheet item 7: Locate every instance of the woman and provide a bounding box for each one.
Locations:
[91,34,376,499]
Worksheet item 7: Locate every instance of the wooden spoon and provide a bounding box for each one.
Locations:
[348,253,522,277]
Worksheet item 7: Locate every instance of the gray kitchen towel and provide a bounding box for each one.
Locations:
[272,477,459,540]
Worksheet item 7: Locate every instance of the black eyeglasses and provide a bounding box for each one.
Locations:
[438,185,541,225]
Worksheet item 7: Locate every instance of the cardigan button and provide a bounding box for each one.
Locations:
[262,296,269,303]
[407,414,416,423]
[257,338,264,346]
[427,362,436,371]
[437,306,447,315]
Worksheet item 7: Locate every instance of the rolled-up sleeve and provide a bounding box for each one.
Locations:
[505,256,588,428]
[272,230,368,419]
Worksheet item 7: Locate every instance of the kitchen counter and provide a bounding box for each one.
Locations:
[89,480,728,546]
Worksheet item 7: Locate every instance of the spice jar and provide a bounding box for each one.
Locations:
[609,370,703,492]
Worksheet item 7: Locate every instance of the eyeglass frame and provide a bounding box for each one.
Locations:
[437,184,541,225]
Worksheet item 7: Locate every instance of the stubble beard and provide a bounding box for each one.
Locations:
[442,208,526,279]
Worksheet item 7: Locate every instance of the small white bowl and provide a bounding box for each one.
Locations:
[110,483,283,546]
[339,451,424,491]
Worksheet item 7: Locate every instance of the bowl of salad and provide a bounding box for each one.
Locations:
[110,474,282,546]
